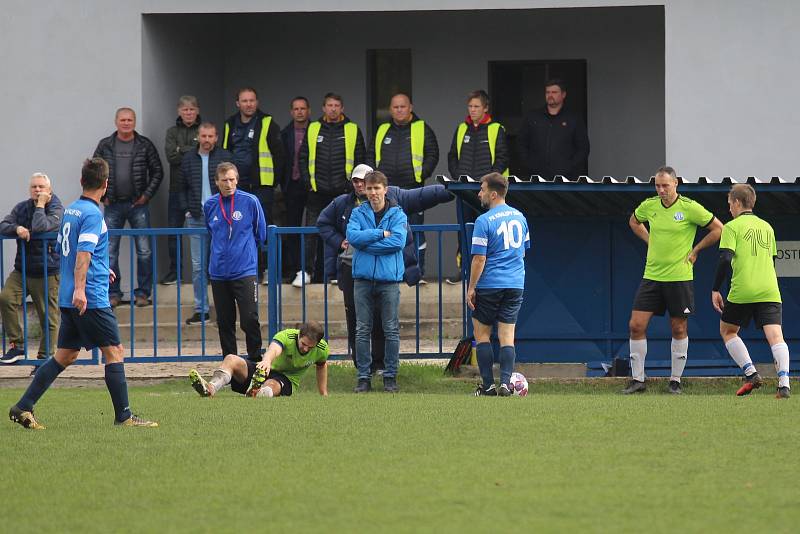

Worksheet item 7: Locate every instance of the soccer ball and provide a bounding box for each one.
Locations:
[509,372,529,397]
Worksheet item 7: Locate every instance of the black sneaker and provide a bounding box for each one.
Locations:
[776,386,791,399]
[668,380,683,395]
[159,272,178,285]
[1,346,26,364]
[383,376,399,393]
[622,380,646,394]
[498,383,513,397]
[736,372,763,396]
[353,378,371,393]
[185,312,210,325]
[474,384,498,396]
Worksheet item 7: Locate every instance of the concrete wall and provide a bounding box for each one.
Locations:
[2,0,800,278]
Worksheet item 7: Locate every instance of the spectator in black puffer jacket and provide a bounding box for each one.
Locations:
[93,107,163,307]
[298,93,366,282]
[179,122,232,325]
[0,173,64,362]
[446,90,509,283]
[367,93,439,280]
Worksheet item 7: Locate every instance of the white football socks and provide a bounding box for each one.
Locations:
[771,342,791,389]
[210,368,232,392]
[725,336,756,376]
[629,339,647,382]
[256,385,274,398]
[670,337,689,382]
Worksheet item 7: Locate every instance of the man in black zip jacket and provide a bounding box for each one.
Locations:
[516,79,590,180]
[299,93,366,283]
[93,107,163,307]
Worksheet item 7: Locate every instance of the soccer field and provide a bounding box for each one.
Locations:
[2,365,798,533]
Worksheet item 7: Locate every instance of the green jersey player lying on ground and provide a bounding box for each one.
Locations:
[189,321,329,398]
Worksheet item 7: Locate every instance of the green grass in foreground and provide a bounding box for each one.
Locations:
[1,364,798,533]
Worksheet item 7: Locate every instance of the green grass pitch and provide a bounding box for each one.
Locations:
[2,364,798,533]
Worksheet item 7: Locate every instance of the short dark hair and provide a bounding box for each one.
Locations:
[544,79,567,92]
[81,158,109,191]
[323,92,343,105]
[655,166,678,181]
[237,87,258,100]
[364,170,388,188]
[466,90,490,108]
[482,172,508,197]
[198,122,217,133]
[215,161,238,180]
[729,184,756,209]
[290,96,310,108]
[299,321,325,344]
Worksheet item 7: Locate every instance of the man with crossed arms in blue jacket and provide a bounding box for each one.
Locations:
[204,162,267,361]
[317,164,452,375]
[346,170,408,393]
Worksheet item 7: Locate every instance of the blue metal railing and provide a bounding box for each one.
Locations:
[2,224,467,364]
[266,223,468,359]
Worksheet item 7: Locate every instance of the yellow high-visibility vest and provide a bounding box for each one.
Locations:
[375,120,425,183]
[307,121,358,192]
[222,116,275,185]
[455,122,509,177]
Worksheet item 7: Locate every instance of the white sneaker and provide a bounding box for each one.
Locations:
[291,271,311,288]
[261,270,269,285]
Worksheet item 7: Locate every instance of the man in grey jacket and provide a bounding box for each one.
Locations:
[0,173,64,363]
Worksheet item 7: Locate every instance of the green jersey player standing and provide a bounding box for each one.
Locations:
[712,184,790,398]
[624,166,723,394]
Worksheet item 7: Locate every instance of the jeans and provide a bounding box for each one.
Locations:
[105,202,152,299]
[166,190,186,275]
[185,215,209,314]
[338,262,385,371]
[354,279,400,379]
[305,191,337,281]
[408,210,426,277]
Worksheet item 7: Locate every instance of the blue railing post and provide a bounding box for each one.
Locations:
[42,236,50,359]
[20,241,28,356]
[267,225,279,340]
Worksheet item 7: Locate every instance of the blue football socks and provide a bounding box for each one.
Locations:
[476,342,495,389]
[104,362,132,423]
[17,357,65,412]
[499,345,516,385]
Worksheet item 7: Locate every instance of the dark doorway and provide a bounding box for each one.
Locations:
[489,60,587,176]
[367,49,412,138]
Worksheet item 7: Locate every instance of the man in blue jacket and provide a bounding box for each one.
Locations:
[317,164,452,374]
[0,173,64,363]
[204,162,267,362]
[346,170,408,393]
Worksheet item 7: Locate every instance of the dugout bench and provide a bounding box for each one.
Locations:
[442,175,800,376]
